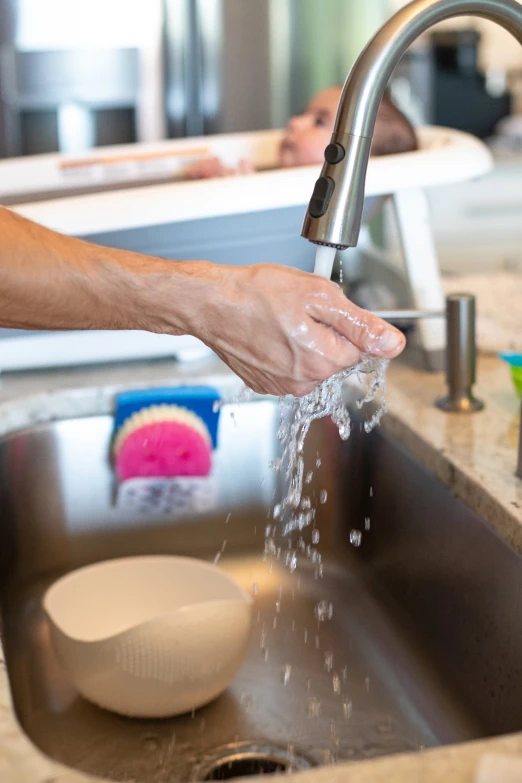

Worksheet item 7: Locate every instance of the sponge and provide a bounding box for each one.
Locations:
[112,387,221,481]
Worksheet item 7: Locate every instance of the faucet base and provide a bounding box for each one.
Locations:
[435,393,485,413]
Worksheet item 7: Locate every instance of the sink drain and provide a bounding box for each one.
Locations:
[196,742,313,780]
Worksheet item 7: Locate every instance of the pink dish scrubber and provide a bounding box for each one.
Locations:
[113,404,213,481]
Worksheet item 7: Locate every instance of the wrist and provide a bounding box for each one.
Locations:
[122,254,220,338]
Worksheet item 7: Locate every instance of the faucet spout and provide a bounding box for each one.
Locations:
[302,0,522,249]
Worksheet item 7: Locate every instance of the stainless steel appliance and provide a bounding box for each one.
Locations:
[0,0,166,156]
[0,0,391,157]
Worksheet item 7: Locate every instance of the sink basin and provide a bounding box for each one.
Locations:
[1,395,522,781]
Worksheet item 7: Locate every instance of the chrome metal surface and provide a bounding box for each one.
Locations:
[435,293,485,413]
[193,741,313,780]
[373,294,484,413]
[1,396,522,782]
[371,309,445,321]
[301,0,522,248]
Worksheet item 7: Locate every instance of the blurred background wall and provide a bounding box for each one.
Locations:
[0,0,520,157]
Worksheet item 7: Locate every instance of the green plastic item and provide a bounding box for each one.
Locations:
[511,365,522,397]
[499,353,522,397]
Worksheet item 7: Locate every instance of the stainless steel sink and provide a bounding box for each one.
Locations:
[1,395,522,782]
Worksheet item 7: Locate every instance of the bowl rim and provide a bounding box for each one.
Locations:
[43,554,253,644]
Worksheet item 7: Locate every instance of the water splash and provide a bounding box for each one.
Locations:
[315,600,333,623]
[281,664,292,685]
[349,530,362,547]
[273,356,388,538]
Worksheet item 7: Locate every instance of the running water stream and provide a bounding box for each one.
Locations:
[269,246,389,546]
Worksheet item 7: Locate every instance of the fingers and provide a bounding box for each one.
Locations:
[308,283,406,359]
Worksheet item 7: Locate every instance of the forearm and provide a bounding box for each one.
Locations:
[0,207,405,397]
[0,206,211,335]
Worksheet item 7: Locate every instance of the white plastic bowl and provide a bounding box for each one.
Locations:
[43,555,253,718]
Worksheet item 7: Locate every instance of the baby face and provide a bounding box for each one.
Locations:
[278,86,342,168]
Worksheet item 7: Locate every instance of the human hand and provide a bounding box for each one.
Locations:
[194,264,405,396]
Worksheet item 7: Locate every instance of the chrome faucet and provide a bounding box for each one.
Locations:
[374,293,484,412]
[301,0,522,250]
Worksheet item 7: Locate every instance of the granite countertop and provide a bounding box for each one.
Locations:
[1,353,522,783]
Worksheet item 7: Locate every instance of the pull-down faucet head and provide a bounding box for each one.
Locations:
[301,0,522,250]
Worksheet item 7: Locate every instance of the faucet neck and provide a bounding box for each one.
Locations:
[302,0,522,250]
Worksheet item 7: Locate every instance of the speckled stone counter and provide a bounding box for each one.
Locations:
[0,353,521,783]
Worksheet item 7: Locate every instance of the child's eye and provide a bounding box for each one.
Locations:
[314,116,327,127]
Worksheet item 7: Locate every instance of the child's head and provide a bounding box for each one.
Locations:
[279,86,342,168]
[278,85,417,167]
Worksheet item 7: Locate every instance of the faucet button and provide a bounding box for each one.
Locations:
[309,176,335,218]
[325,143,345,164]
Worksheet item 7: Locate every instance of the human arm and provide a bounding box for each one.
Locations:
[0,206,405,395]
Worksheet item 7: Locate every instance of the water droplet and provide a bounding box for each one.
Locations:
[369,486,373,497]
[365,676,370,693]
[281,664,292,685]
[343,700,353,719]
[225,513,231,524]
[316,457,322,468]
[240,690,254,713]
[212,400,221,413]
[213,552,221,564]
[306,696,321,718]
[273,504,282,520]
[305,471,313,484]
[315,600,333,622]
[365,516,371,531]
[312,529,320,544]
[350,530,362,547]
[320,490,328,504]
[315,635,320,649]
[252,583,258,595]
[341,666,348,682]
[333,673,341,694]
[304,629,308,644]
[324,651,334,672]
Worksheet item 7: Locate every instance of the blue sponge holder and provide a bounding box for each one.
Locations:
[113,386,222,448]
